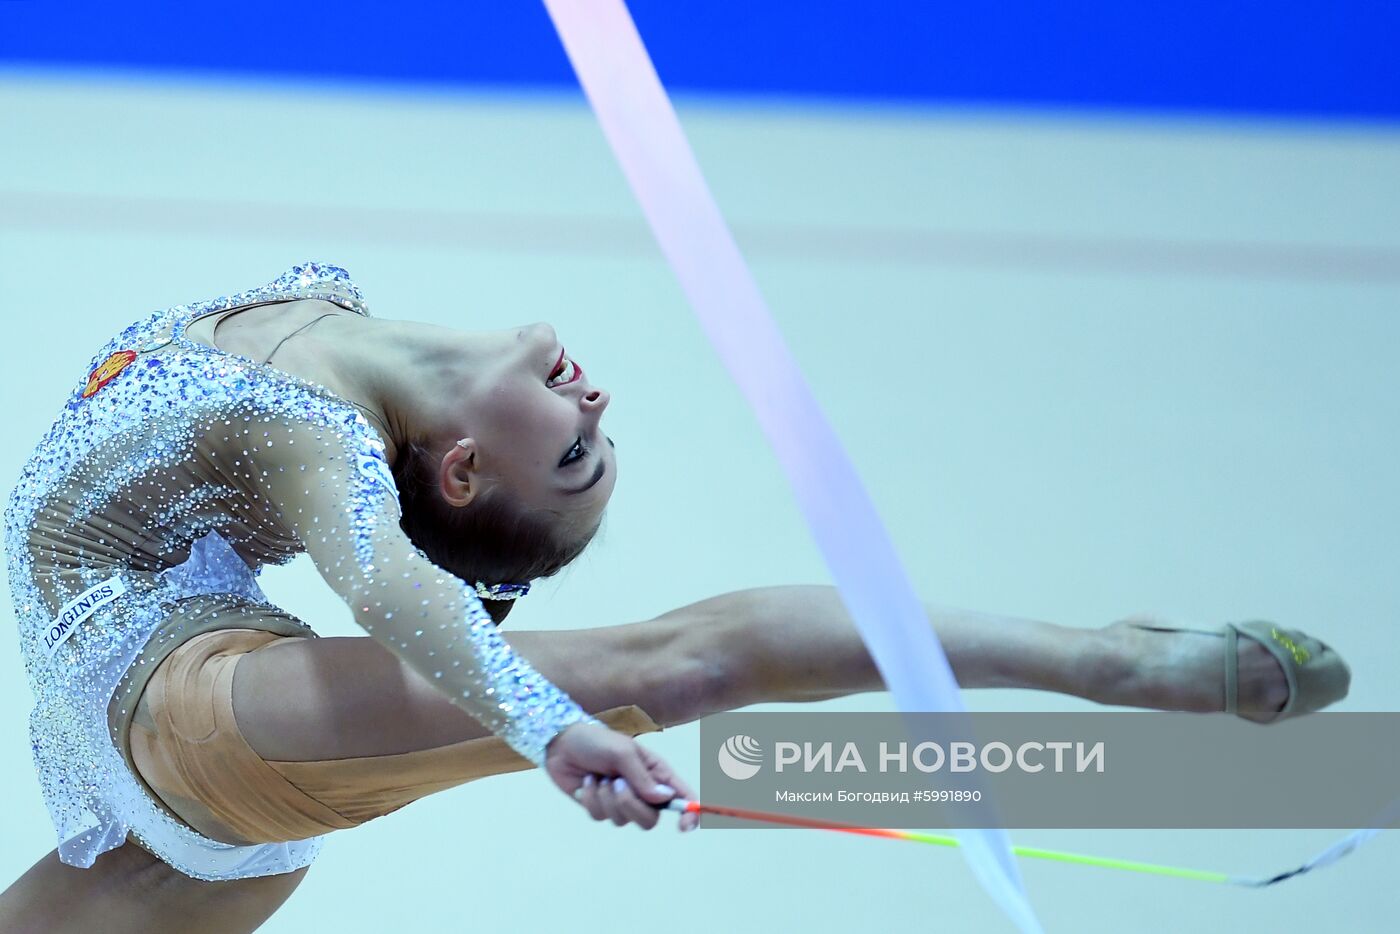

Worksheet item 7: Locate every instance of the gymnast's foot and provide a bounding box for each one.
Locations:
[1098,615,1294,723]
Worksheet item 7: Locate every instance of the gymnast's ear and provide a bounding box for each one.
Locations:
[439,438,481,509]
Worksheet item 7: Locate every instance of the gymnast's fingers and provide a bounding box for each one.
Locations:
[576,773,607,822]
[594,772,628,826]
[635,743,700,832]
[609,777,660,830]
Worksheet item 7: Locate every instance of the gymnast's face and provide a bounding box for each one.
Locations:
[443,322,617,534]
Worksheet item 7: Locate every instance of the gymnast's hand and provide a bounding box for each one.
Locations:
[547,722,700,832]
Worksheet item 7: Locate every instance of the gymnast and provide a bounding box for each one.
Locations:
[0,263,1350,933]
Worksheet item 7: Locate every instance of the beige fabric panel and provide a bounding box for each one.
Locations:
[130,629,355,845]
[129,624,663,844]
[269,704,662,826]
[107,593,314,784]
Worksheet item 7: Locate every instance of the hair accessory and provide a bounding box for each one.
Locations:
[474,580,531,601]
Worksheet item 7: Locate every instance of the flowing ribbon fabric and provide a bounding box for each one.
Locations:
[542,2,1042,930]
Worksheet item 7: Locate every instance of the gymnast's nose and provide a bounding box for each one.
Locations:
[532,322,557,346]
[582,386,610,422]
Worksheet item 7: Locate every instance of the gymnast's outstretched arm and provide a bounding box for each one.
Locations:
[257,415,688,823]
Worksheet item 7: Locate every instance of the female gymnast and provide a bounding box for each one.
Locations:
[0,262,1350,933]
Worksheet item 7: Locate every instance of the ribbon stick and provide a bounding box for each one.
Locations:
[658,799,1385,888]
[660,800,1383,890]
[660,799,1232,884]
[542,2,1041,930]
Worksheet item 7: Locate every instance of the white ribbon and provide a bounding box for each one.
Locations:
[541,2,1042,930]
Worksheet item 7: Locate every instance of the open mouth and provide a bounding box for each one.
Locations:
[547,351,581,388]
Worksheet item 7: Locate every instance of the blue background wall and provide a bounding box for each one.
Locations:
[2,1,1398,121]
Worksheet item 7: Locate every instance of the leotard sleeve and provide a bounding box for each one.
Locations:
[258,413,600,767]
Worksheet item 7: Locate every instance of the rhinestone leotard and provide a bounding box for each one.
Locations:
[5,263,599,879]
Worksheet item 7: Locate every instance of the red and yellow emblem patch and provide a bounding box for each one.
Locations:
[82,350,138,398]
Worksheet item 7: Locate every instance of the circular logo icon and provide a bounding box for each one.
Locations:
[717,734,763,780]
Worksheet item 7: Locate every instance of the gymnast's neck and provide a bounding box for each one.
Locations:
[290,313,490,467]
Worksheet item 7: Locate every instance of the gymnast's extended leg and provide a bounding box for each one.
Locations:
[231,586,1296,766]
